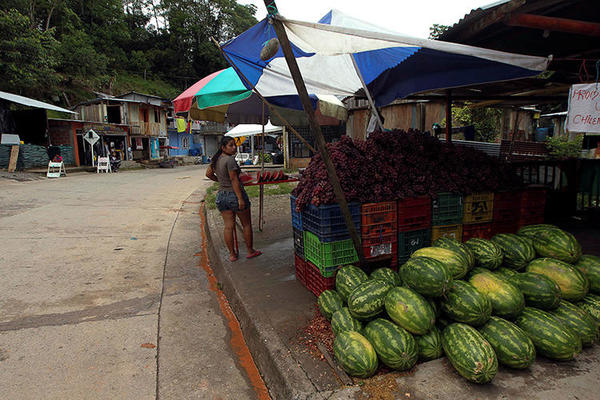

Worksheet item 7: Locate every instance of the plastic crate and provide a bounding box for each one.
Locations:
[397,229,431,265]
[432,224,463,242]
[491,220,519,236]
[303,230,358,275]
[521,187,547,209]
[290,195,302,231]
[362,234,397,259]
[432,193,463,226]
[293,227,304,259]
[294,253,307,285]
[493,191,522,221]
[462,222,492,241]
[361,202,397,238]
[519,207,545,228]
[302,202,361,242]
[305,260,336,297]
[397,196,432,232]
[463,192,494,224]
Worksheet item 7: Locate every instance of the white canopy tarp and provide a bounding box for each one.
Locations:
[225,121,282,138]
[0,90,76,114]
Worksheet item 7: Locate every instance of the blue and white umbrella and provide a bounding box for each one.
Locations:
[221,9,551,109]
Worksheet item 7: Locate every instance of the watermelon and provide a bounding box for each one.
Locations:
[336,265,369,302]
[415,326,443,361]
[527,258,589,301]
[577,294,600,323]
[399,256,452,297]
[490,234,535,270]
[469,271,525,319]
[517,224,560,235]
[440,280,492,327]
[509,272,561,310]
[465,238,503,270]
[575,255,600,294]
[363,318,418,370]
[317,290,343,320]
[348,280,393,320]
[412,247,469,279]
[428,297,440,318]
[441,323,498,384]
[495,267,517,279]
[550,300,599,346]
[478,316,536,369]
[331,307,362,335]
[333,331,378,378]
[384,287,435,334]
[467,267,490,280]
[515,307,582,361]
[433,237,475,269]
[436,316,452,330]
[518,225,582,264]
[370,267,402,287]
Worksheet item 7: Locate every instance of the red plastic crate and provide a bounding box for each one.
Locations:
[294,253,307,286]
[361,234,397,259]
[305,260,336,297]
[361,202,397,238]
[462,222,492,241]
[493,191,522,221]
[397,196,432,232]
[521,188,547,209]
[491,220,519,236]
[519,208,545,228]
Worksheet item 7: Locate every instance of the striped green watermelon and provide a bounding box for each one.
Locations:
[433,237,475,269]
[441,323,498,383]
[412,247,469,280]
[575,255,600,294]
[415,326,443,361]
[467,267,491,280]
[465,238,503,270]
[495,267,518,279]
[363,318,418,370]
[331,307,362,335]
[550,300,599,346]
[491,234,535,270]
[436,316,452,330]
[469,271,525,319]
[527,258,589,301]
[517,224,560,235]
[440,280,492,327]
[509,272,561,310]
[333,331,378,378]
[369,267,402,287]
[336,265,369,302]
[515,307,582,361]
[518,225,582,264]
[478,316,536,369]
[348,279,393,320]
[428,297,440,318]
[384,287,435,334]
[577,294,600,324]
[317,290,343,320]
[399,256,452,297]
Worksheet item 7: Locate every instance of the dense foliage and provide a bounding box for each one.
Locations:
[0,0,258,103]
[292,130,523,210]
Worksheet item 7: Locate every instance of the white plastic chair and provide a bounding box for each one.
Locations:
[47,161,66,178]
[97,157,111,173]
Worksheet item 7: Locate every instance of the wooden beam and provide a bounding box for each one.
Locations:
[8,145,19,173]
[507,14,600,37]
[263,0,366,266]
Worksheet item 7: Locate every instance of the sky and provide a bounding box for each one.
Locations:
[237,0,499,38]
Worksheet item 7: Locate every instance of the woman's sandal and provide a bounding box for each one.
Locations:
[246,250,263,259]
[229,254,239,262]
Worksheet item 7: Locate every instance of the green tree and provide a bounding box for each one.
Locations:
[452,104,502,142]
[429,24,450,40]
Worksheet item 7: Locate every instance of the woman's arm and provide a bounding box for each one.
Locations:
[206,165,218,182]
[229,170,246,210]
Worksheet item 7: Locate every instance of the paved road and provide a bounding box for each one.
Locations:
[0,167,262,399]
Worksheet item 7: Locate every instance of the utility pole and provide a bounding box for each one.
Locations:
[261,0,365,266]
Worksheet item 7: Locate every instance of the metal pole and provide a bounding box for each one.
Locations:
[350,54,383,131]
[446,89,452,143]
[262,0,365,265]
[259,101,265,231]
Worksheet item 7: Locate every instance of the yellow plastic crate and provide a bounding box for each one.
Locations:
[463,192,494,224]
[432,224,463,242]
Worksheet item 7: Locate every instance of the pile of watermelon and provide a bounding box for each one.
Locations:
[316,224,600,384]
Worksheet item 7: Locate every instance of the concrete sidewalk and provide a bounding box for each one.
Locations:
[205,194,600,400]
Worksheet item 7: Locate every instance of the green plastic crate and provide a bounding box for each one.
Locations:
[397,229,431,265]
[303,230,358,276]
[432,192,463,226]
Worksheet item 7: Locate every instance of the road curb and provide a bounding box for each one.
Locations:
[203,204,318,400]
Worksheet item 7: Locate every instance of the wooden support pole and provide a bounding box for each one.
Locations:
[262,0,365,266]
[446,90,453,143]
[8,145,19,173]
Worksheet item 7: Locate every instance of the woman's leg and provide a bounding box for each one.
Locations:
[221,210,237,261]
[236,207,259,257]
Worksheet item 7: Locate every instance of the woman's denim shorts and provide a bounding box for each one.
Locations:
[216,190,250,212]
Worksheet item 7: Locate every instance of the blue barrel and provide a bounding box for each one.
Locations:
[202,155,208,164]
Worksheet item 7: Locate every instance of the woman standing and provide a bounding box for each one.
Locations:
[206,137,262,262]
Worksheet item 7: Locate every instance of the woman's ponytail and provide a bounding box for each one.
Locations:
[210,136,235,169]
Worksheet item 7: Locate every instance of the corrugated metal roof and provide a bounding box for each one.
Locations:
[450,139,501,157]
[0,90,75,114]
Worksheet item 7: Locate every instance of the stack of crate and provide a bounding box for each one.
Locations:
[431,193,464,242]
[291,195,307,286]
[397,196,432,265]
[519,187,546,227]
[361,202,398,267]
[490,190,522,236]
[461,192,494,241]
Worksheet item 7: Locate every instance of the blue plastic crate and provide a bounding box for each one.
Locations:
[290,195,302,230]
[293,227,304,259]
[302,202,361,242]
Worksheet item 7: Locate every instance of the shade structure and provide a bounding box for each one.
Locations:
[225,121,282,138]
[0,90,76,114]
[172,67,347,124]
[220,9,551,108]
